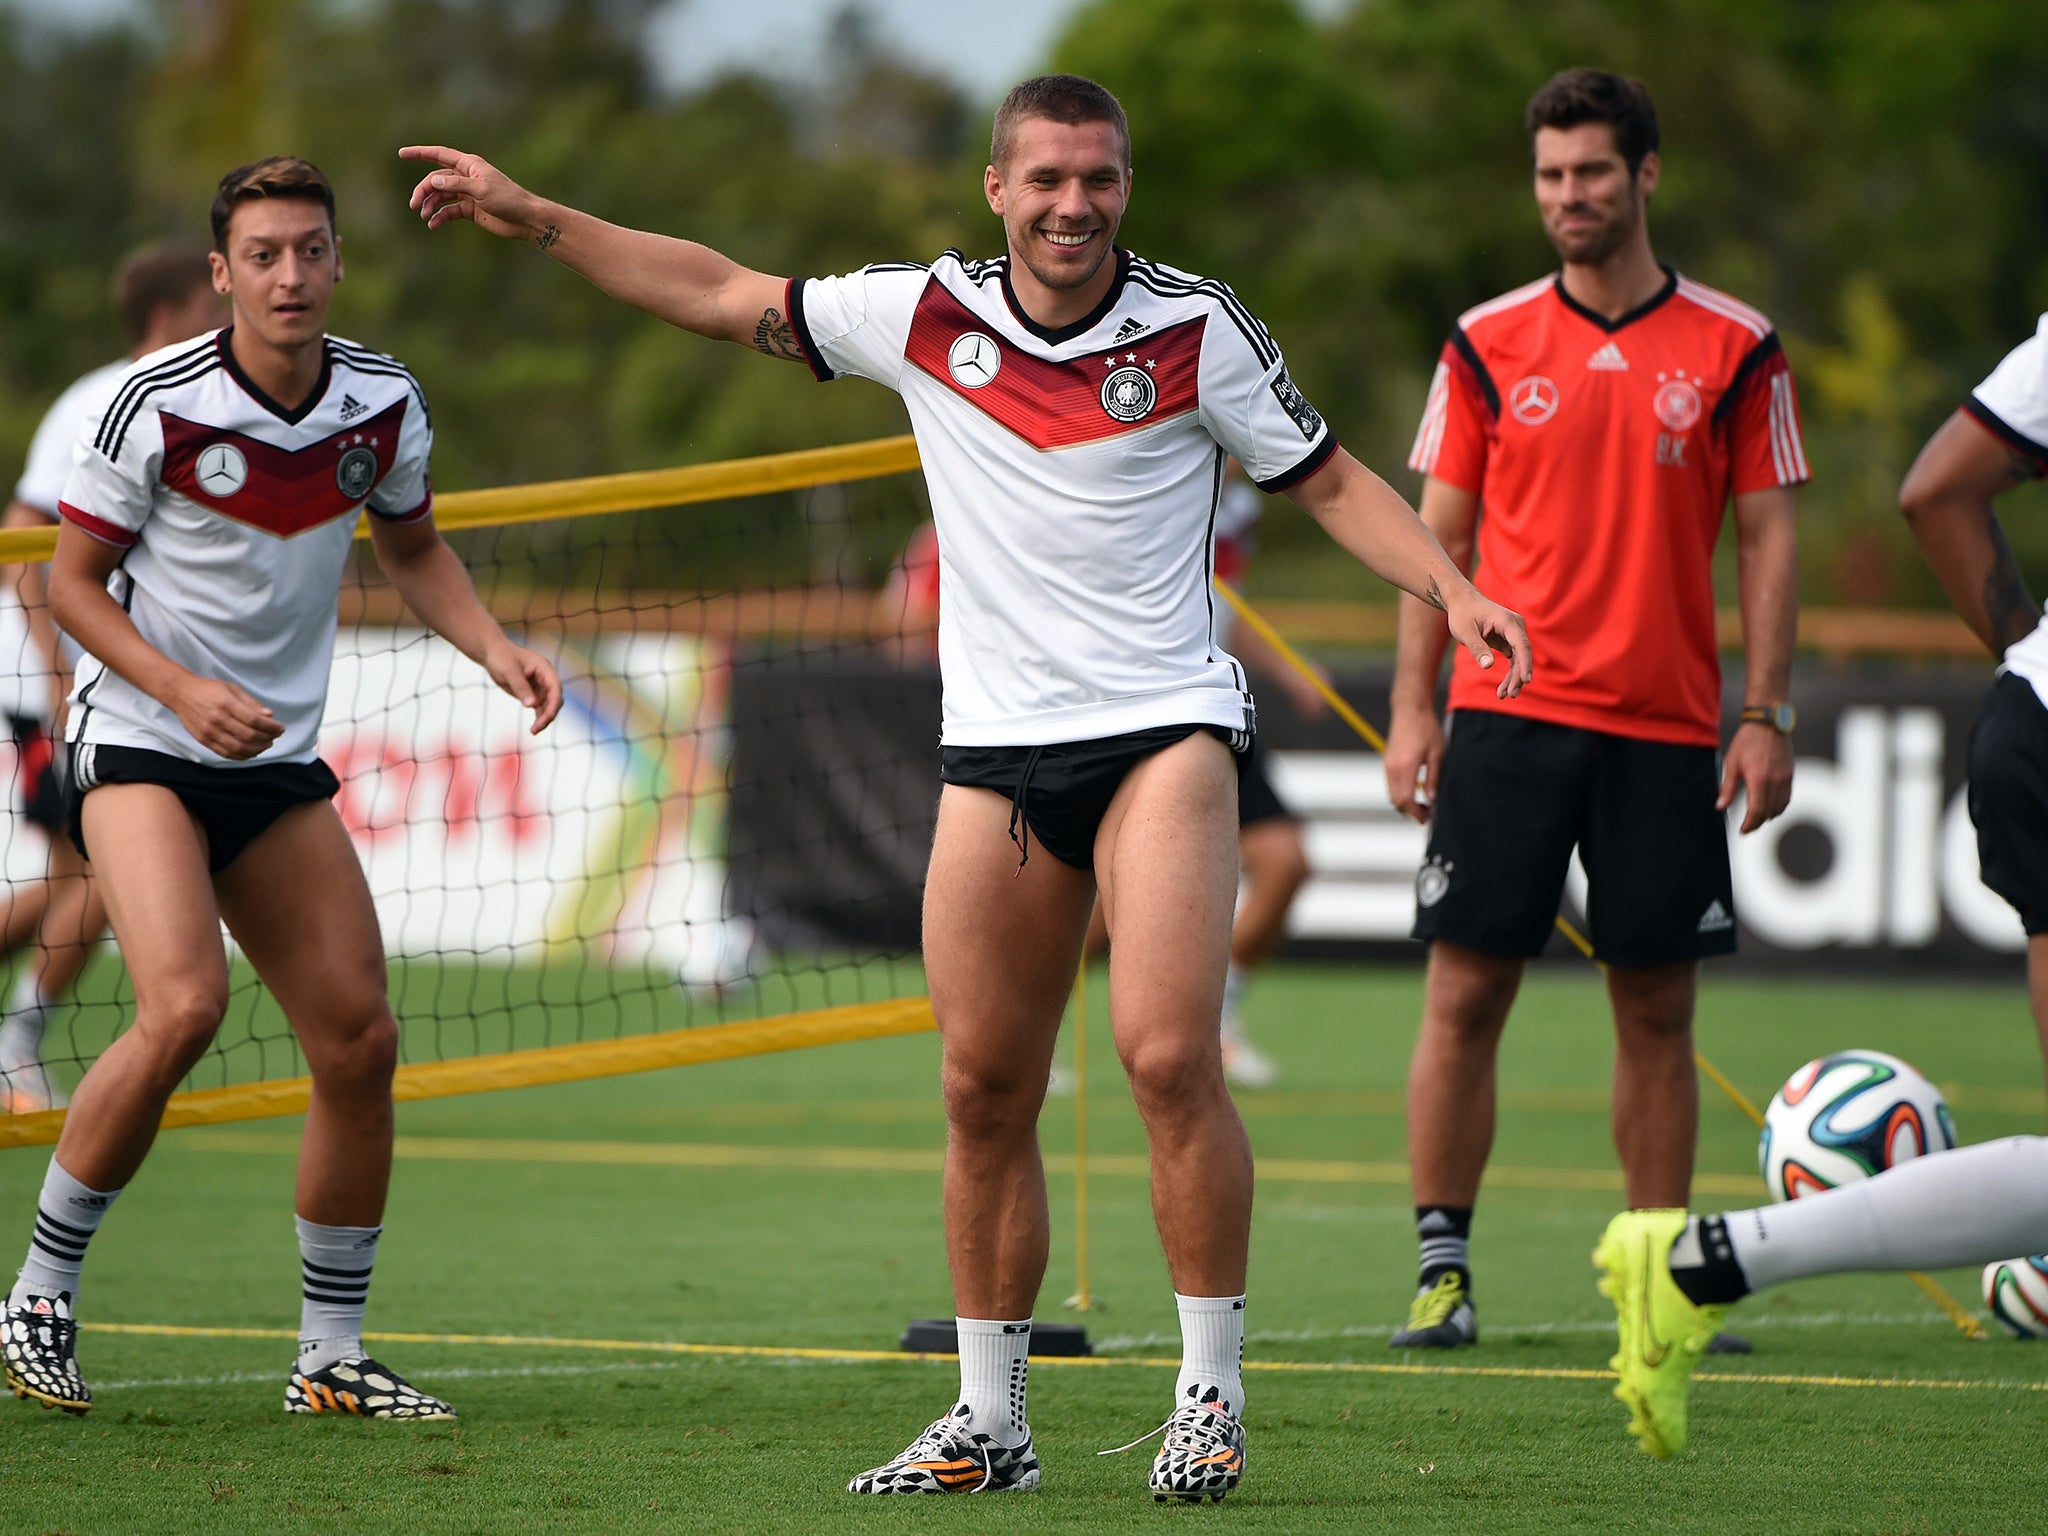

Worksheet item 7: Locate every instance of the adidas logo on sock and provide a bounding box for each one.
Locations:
[1697,899,1734,933]
[338,393,368,422]
[1112,317,1148,342]
[1586,342,1629,371]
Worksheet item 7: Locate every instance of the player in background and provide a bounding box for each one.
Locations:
[0,245,227,1114]
[1386,68,1803,1350]
[891,471,1319,1091]
[403,73,1530,1500]
[1594,312,2048,1460]
[1,158,560,1422]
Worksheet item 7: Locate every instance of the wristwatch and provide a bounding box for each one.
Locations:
[1740,702,1796,734]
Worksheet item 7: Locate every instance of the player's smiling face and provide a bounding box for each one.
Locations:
[1533,123,1657,266]
[211,197,342,352]
[985,116,1129,302]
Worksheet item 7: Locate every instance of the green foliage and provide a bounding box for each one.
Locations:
[1,0,2044,601]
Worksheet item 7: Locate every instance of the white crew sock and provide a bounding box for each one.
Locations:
[1174,1292,1246,1420]
[11,1158,119,1305]
[295,1216,381,1373]
[0,971,50,1068]
[1221,964,1249,1028]
[954,1316,1031,1444]
[1727,1136,2048,1291]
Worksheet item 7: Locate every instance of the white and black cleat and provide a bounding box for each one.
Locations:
[4,1290,90,1414]
[849,1403,1040,1493]
[285,1356,457,1420]
[1101,1383,1247,1503]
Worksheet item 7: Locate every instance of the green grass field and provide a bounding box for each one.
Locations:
[3,962,2045,1534]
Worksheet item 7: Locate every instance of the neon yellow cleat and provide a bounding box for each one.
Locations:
[1593,1209,1728,1460]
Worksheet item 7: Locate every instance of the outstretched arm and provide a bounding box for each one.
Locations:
[368,514,562,734]
[1899,408,2043,656]
[399,145,804,362]
[1286,448,1531,701]
[1382,477,1477,823]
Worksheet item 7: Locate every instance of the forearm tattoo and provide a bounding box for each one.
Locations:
[535,225,561,251]
[1423,576,1447,613]
[752,307,805,362]
[1982,508,2040,652]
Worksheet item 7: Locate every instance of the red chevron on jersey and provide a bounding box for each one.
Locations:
[158,398,407,538]
[904,283,1205,450]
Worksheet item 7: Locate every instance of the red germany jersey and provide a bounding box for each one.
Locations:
[1408,270,1807,746]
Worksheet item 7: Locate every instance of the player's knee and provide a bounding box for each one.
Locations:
[941,1057,1042,1138]
[1120,1030,1223,1113]
[134,985,229,1077]
[310,1007,399,1094]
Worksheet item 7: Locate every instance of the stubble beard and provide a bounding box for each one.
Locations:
[1547,195,1639,267]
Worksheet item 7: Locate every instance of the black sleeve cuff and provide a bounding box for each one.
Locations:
[1964,395,2048,475]
[1254,433,1339,493]
[784,277,833,383]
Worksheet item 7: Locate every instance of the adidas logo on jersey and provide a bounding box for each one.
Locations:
[1697,900,1734,934]
[1112,317,1149,342]
[1586,342,1629,371]
[338,393,369,422]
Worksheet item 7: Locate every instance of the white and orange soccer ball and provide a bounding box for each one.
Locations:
[1983,1256,2048,1339]
[1758,1049,1956,1202]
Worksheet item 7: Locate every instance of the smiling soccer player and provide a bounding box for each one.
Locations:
[402,74,1529,1500]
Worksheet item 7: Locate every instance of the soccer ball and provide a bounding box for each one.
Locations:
[1758,1049,1956,1202]
[1983,1256,2048,1339]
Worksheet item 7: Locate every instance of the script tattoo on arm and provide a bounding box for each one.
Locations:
[535,225,561,252]
[752,307,805,362]
[1982,507,2040,653]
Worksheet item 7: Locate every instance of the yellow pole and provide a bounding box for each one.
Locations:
[1063,959,1099,1312]
[1211,576,1986,1342]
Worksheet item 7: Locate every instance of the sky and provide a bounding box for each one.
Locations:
[3,0,1091,102]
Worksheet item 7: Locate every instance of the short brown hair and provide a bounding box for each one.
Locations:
[111,244,214,346]
[209,156,337,252]
[1525,69,1660,174]
[991,74,1130,170]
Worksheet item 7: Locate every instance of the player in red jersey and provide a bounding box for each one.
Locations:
[1385,69,1804,1349]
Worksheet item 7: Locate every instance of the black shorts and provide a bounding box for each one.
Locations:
[941,724,1252,871]
[1969,672,2048,936]
[7,714,65,837]
[1411,709,1736,966]
[1237,752,1294,828]
[67,743,341,874]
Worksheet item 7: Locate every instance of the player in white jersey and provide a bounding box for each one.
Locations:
[1,158,561,1424]
[0,245,227,1114]
[1593,316,2048,1460]
[403,74,1530,1500]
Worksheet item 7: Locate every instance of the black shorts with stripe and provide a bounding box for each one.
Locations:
[941,724,1252,871]
[1969,672,2048,936]
[68,743,340,874]
[1411,709,1736,967]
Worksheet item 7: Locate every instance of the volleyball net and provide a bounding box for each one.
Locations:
[0,436,960,1149]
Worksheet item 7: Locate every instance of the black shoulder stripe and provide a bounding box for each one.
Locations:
[863,261,930,275]
[1124,270,1278,369]
[1448,326,1500,420]
[1126,257,1282,363]
[1711,331,1783,429]
[95,345,220,456]
[1124,258,1280,365]
[98,356,222,459]
[332,350,432,429]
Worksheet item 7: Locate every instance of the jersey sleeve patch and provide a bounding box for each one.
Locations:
[1268,367,1323,440]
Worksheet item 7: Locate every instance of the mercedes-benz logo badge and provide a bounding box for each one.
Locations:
[195,442,248,497]
[947,332,1001,389]
[1508,375,1559,426]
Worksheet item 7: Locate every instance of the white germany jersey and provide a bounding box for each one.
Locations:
[0,358,128,721]
[57,329,432,765]
[1966,313,2048,704]
[788,249,1335,746]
